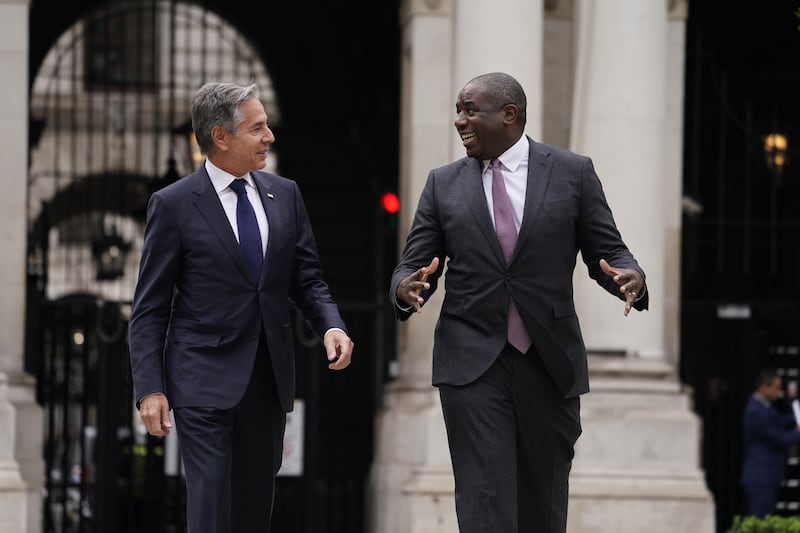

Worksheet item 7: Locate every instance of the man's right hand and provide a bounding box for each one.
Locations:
[396,257,439,313]
[139,393,173,437]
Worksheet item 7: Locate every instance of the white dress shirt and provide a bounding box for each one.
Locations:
[205,159,269,256]
[482,134,529,232]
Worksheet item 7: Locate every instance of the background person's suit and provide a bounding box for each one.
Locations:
[741,393,800,517]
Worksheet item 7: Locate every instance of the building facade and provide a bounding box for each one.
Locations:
[3,0,800,532]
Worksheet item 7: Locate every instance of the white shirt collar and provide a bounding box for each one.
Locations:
[204,159,255,193]
[483,134,528,172]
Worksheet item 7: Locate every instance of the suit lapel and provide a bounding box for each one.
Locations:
[460,157,507,265]
[190,165,252,281]
[251,171,276,285]
[514,137,553,260]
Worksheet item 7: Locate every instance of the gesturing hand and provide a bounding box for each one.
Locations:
[599,258,645,317]
[396,257,440,313]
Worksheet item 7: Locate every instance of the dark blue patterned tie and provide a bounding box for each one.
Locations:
[229,178,263,283]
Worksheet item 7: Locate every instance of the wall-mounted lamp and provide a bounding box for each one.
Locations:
[764,132,788,180]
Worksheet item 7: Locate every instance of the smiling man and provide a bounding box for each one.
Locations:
[129,81,354,532]
[391,72,648,533]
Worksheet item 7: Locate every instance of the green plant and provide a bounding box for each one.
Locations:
[728,515,800,533]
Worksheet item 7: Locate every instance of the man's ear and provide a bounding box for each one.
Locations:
[210,125,229,152]
[502,104,519,126]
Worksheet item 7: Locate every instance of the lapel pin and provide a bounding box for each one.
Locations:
[266,193,275,199]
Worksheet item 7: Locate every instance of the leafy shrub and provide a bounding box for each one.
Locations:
[728,515,800,533]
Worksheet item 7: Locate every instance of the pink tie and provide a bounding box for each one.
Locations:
[491,159,532,353]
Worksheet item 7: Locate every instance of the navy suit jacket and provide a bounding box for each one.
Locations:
[741,394,800,488]
[129,164,346,412]
[390,137,647,398]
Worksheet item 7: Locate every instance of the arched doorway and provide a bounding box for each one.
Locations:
[27,3,280,531]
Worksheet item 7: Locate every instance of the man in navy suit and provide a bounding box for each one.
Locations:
[391,72,648,533]
[741,368,800,517]
[129,81,354,532]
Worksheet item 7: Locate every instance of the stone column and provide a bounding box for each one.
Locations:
[0,1,42,532]
[368,1,458,532]
[452,0,544,151]
[569,0,665,358]
[566,1,714,531]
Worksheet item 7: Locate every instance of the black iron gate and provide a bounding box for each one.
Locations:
[37,294,186,533]
[27,2,390,532]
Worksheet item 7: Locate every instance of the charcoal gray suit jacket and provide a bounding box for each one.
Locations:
[390,137,647,398]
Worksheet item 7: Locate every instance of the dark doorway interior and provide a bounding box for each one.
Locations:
[682,2,800,531]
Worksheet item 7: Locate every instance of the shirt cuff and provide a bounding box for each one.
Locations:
[324,328,346,339]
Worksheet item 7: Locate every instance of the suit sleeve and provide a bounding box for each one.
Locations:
[750,405,800,447]
[575,156,648,311]
[128,192,181,404]
[389,170,446,321]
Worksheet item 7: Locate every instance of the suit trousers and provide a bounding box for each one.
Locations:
[174,336,286,533]
[439,344,581,533]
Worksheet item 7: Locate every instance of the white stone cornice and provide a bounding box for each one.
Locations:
[400,0,451,25]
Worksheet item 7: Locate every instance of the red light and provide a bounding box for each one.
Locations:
[381,192,400,214]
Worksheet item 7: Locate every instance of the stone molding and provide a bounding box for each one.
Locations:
[400,0,451,25]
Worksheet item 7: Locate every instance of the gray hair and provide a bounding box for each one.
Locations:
[468,72,527,126]
[191,82,260,154]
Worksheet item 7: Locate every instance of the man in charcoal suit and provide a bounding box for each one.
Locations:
[391,72,648,533]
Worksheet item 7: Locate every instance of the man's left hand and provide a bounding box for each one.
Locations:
[324,330,354,370]
[599,258,645,317]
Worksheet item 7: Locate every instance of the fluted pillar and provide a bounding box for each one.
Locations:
[452,0,544,152]
[569,0,666,359]
[566,1,713,531]
[0,1,41,532]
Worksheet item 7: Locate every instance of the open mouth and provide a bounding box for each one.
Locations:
[460,132,476,145]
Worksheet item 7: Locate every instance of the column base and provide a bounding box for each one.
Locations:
[567,355,715,533]
[6,372,43,533]
[0,372,28,533]
[368,378,458,533]
[569,468,714,533]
